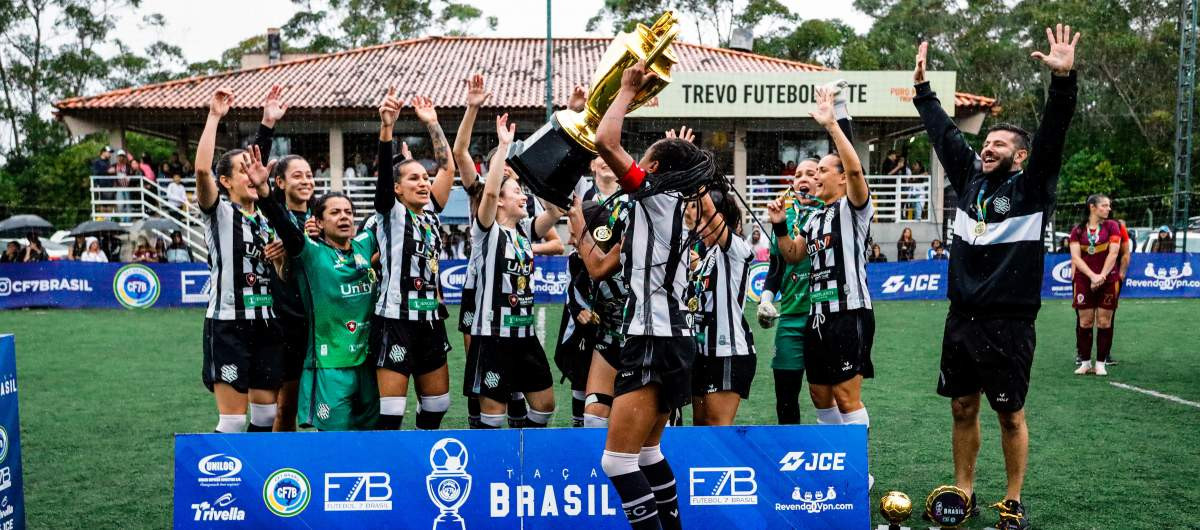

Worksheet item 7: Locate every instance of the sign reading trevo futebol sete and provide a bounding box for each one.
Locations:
[630,71,957,118]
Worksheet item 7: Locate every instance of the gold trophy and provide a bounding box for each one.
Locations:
[924,485,970,528]
[876,491,913,530]
[507,11,680,209]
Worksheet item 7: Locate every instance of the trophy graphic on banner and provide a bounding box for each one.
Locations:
[426,438,472,530]
[506,11,680,209]
[876,490,913,530]
[924,485,970,528]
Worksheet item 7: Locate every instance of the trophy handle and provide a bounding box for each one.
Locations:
[643,24,679,69]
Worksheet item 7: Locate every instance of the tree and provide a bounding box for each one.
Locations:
[754,18,856,67]
[281,0,498,52]
[586,0,796,48]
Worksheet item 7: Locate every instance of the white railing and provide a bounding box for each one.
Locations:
[741,174,932,223]
[89,175,208,259]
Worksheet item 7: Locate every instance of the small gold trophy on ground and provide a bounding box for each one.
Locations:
[507,11,680,208]
[924,485,970,528]
[876,490,913,530]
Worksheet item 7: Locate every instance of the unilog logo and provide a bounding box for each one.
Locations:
[689,467,758,505]
[779,451,846,472]
[197,453,242,487]
[881,274,941,294]
[191,492,245,522]
[264,468,311,517]
[1052,259,1074,283]
[113,264,160,308]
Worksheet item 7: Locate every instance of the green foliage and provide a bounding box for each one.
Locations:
[1058,148,1128,205]
[282,0,497,50]
[586,0,795,47]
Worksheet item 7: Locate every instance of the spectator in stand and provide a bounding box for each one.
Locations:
[882,150,902,175]
[0,241,21,263]
[928,238,950,260]
[165,231,194,263]
[353,152,367,179]
[68,235,87,260]
[110,149,135,212]
[79,237,108,262]
[782,160,797,177]
[161,153,185,180]
[166,173,189,212]
[314,158,330,186]
[472,153,484,174]
[1150,226,1175,252]
[897,227,917,261]
[154,237,168,263]
[750,226,771,262]
[91,145,113,175]
[22,233,48,262]
[91,146,115,211]
[102,235,121,261]
[139,154,157,184]
[906,161,927,219]
[1055,236,1071,254]
[132,237,158,262]
[868,244,888,263]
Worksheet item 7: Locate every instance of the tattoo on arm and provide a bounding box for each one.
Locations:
[428,122,451,169]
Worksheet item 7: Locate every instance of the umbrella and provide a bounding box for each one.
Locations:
[69,220,125,237]
[132,217,180,234]
[0,214,53,237]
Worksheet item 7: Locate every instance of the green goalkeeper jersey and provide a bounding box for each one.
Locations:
[295,230,380,369]
[771,206,813,317]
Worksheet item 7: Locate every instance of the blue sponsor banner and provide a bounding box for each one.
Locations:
[174,425,868,529]
[1042,252,1200,299]
[0,336,25,530]
[0,262,210,310]
[437,257,569,305]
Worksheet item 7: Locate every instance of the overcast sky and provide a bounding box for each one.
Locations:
[121,0,874,64]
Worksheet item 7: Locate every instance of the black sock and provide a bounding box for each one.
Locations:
[467,397,482,428]
[641,458,681,530]
[415,410,447,430]
[608,469,660,529]
[507,394,528,428]
[773,368,804,424]
[572,391,585,427]
[246,423,271,432]
[470,420,499,429]
[375,414,404,430]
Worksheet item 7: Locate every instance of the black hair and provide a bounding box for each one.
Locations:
[633,138,721,201]
[214,148,247,195]
[986,123,1031,152]
[270,154,311,210]
[1078,193,1110,231]
[313,191,354,221]
[708,189,743,234]
[821,152,845,174]
[392,159,424,183]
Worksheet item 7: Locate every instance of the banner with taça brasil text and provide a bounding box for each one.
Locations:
[0,336,25,530]
[174,426,868,529]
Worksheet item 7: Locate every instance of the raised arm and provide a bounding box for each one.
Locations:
[597,61,657,191]
[413,96,456,210]
[567,196,620,279]
[194,88,234,211]
[767,198,807,263]
[533,203,565,255]
[477,114,514,229]
[695,193,730,250]
[246,145,304,256]
[375,87,403,214]
[811,87,867,207]
[912,41,976,194]
[252,84,287,159]
[454,74,490,190]
[1027,24,1081,197]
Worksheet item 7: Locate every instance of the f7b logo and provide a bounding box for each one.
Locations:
[688,467,758,505]
[779,452,846,472]
[324,472,393,511]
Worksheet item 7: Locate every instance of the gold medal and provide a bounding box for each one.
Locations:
[973,221,987,236]
[687,297,699,312]
[1087,245,1096,255]
[431,258,439,275]
[592,225,612,242]
[517,275,527,291]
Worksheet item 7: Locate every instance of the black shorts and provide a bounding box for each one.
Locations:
[614,336,697,413]
[371,317,451,376]
[937,313,1035,413]
[277,315,308,382]
[691,354,756,399]
[202,318,284,393]
[593,329,623,371]
[467,336,553,401]
[804,309,875,385]
[554,320,597,390]
[457,288,476,334]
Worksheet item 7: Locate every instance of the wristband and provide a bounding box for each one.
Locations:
[773,221,789,238]
[619,162,646,193]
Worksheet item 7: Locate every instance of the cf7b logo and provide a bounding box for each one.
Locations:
[688,467,758,505]
[779,452,846,472]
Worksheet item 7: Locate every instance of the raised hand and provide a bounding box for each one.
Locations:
[378,86,402,127]
[413,96,438,124]
[809,87,836,128]
[264,240,288,278]
[496,113,516,144]
[914,41,928,84]
[304,216,320,238]
[620,60,658,95]
[1030,23,1081,75]
[400,141,412,161]
[246,145,274,196]
[665,126,695,143]
[209,88,234,118]
[567,195,586,239]
[568,85,587,112]
[766,198,787,224]
[262,85,288,127]
[466,74,491,108]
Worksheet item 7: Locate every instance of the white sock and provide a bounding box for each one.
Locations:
[816,406,843,425]
[380,396,407,416]
[249,403,277,428]
[527,407,554,426]
[842,407,869,427]
[601,450,641,477]
[583,413,609,428]
[480,413,505,428]
[215,414,247,433]
[638,445,665,466]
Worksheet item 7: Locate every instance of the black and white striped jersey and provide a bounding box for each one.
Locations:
[801,196,874,316]
[695,235,756,357]
[201,196,276,320]
[471,217,537,338]
[620,194,691,337]
[374,201,443,320]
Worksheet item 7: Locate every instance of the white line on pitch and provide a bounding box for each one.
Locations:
[1110,382,1200,409]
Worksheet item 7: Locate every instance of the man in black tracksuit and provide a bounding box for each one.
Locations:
[912,24,1080,530]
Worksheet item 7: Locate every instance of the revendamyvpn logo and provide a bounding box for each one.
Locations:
[113,264,160,308]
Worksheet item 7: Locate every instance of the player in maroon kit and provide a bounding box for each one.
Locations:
[1069,194,1121,376]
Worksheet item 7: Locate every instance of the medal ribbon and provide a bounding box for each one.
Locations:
[974,171,1023,223]
[408,208,436,259]
[511,231,530,263]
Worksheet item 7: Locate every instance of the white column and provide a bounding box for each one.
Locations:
[733,124,747,197]
[931,146,944,224]
[107,127,126,151]
[329,126,344,192]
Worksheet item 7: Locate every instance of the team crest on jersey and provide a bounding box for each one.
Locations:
[345,320,358,333]
[389,345,406,363]
[316,403,331,421]
[245,273,257,286]
[354,254,369,268]
[484,371,500,389]
[509,294,519,307]
[220,364,238,383]
[994,196,1012,214]
[413,279,424,290]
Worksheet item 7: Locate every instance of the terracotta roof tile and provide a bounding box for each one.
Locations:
[55,36,994,111]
